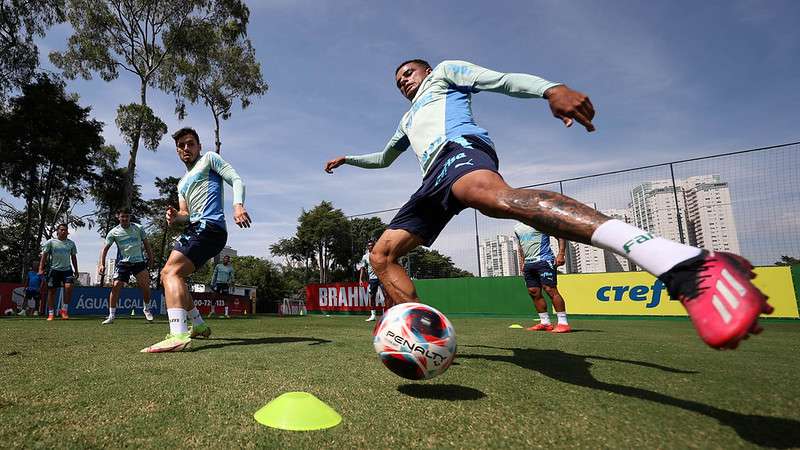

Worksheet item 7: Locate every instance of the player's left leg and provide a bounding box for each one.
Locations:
[133,269,154,322]
[452,170,772,349]
[102,280,125,324]
[370,229,425,306]
[543,285,570,333]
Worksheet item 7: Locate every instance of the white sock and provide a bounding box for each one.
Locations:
[538,312,551,325]
[369,310,376,316]
[224,306,229,316]
[109,307,116,318]
[61,304,68,312]
[143,301,150,311]
[167,308,189,335]
[591,219,701,276]
[556,311,568,325]
[189,307,205,326]
[48,308,54,315]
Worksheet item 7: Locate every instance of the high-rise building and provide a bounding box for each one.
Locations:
[479,234,519,277]
[682,175,740,253]
[567,205,633,273]
[630,180,689,244]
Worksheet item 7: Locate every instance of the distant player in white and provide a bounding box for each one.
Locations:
[40,223,78,321]
[357,241,383,321]
[514,223,570,332]
[211,255,235,317]
[98,208,155,324]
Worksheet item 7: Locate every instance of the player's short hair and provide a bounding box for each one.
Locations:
[116,207,131,215]
[395,59,431,75]
[172,127,200,144]
[56,223,68,230]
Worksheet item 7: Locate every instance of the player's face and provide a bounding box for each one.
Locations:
[395,62,432,100]
[223,256,230,264]
[367,243,374,252]
[176,135,201,164]
[56,226,68,240]
[117,212,130,227]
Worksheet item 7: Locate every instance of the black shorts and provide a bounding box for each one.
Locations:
[47,269,74,288]
[213,283,230,294]
[24,288,40,300]
[388,135,499,246]
[522,260,558,288]
[114,261,148,282]
[368,279,382,297]
[174,222,228,270]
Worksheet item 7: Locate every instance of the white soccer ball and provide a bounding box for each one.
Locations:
[372,302,456,380]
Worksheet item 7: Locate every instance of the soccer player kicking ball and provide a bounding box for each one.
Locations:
[325,59,772,350]
[39,224,78,321]
[514,223,570,333]
[98,207,155,324]
[141,127,251,353]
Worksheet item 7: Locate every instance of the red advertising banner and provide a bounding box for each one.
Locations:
[305,282,385,312]
[0,283,24,313]
[190,292,252,316]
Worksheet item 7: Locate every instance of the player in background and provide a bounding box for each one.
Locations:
[98,208,155,324]
[357,240,383,321]
[325,59,772,349]
[19,261,44,316]
[210,255,235,317]
[514,223,570,333]
[39,224,78,321]
[141,127,250,353]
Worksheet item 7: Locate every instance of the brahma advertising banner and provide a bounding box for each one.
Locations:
[305,282,385,312]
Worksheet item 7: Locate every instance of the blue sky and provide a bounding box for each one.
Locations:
[6,0,800,273]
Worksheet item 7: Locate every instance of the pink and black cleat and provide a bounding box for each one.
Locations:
[660,251,773,349]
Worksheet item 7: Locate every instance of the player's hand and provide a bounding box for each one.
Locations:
[556,254,566,267]
[324,156,346,173]
[544,85,595,132]
[166,206,178,226]
[233,204,251,228]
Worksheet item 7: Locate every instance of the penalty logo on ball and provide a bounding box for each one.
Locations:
[373,302,456,380]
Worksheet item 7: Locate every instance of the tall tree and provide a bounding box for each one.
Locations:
[406,247,473,279]
[161,16,267,153]
[143,175,179,286]
[0,0,65,101]
[50,0,250,206]
[0,75,106,278]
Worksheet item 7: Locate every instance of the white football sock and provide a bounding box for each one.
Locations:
[167,308,189,335]
[556,311,568,325]
[538,312,551,325]
[189,307,205,326]
[108,307,116,318]
[591,219,701,276]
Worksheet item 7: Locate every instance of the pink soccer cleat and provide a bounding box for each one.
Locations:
[660,251,773,349]
[526,323,554,332]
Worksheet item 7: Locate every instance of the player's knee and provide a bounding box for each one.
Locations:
[543,285,558,296]
[160,264,178,279]
[369,251,388,273]
[527,287,541,297]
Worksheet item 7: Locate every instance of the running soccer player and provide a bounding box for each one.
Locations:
[98,208,155,324]
[514,223,570,333]
[141,127,251,353]
[325,59,772,349]
[20,261,44,316]
[39,224,78,321]
[357,240,383,321]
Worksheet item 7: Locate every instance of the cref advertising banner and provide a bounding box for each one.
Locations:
[557,266,799,317]
[305,282,385,312]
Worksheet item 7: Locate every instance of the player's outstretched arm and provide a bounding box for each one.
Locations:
[326,126,409,174]
[324,156,346,173]
[544,85,595,132]
[98,243,112,276]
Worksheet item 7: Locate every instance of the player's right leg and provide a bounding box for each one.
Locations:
[103,280,124,324]
[141,251,195,353]
[370,229,425,307]
[133,268,154,322]
[526,285,553,331]
[452,170,772,349]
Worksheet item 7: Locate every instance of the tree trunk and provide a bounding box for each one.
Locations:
[19,166,38,280]
[214,112,221,154]
[123,81,148,208]
[35,163,55,249]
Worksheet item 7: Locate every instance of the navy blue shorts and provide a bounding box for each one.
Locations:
[368,279,382,297]
[47,269,74,288]
[24,288,40,300]
[388,135,499,246]
[174,222,227,270]
[114,261,148,282]
[522,260,558,288]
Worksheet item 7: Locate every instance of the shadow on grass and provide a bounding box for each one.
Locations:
[193,336,332,351]
[460,345,800,449]
[398,384,485,401]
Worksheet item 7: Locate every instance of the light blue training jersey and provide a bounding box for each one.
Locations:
[177,152,245,230]
[357,252,378,281]
[42,238,77,271]
[105,223,147,263]
[513,223,554,264]
[212,263,235,285]
[345,60,561,176]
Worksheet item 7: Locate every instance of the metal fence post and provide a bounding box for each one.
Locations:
[669,163,686,244]
[474,209,481,277]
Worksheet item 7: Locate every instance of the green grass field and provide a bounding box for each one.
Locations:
[1,315,799,449]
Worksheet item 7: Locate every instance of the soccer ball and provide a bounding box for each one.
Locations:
[373,302,456,380]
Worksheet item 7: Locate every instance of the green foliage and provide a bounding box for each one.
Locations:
[775,255,800,266]
[0,0,65,101]
[407,247,473,279]
[115,104,167,151]
[295,201,352,283]
[190,255,291,305]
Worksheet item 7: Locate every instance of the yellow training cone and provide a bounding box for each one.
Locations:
[254,392,342,431]
[508,324,524,329]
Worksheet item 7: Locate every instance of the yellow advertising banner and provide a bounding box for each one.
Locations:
[557,267,799,318]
